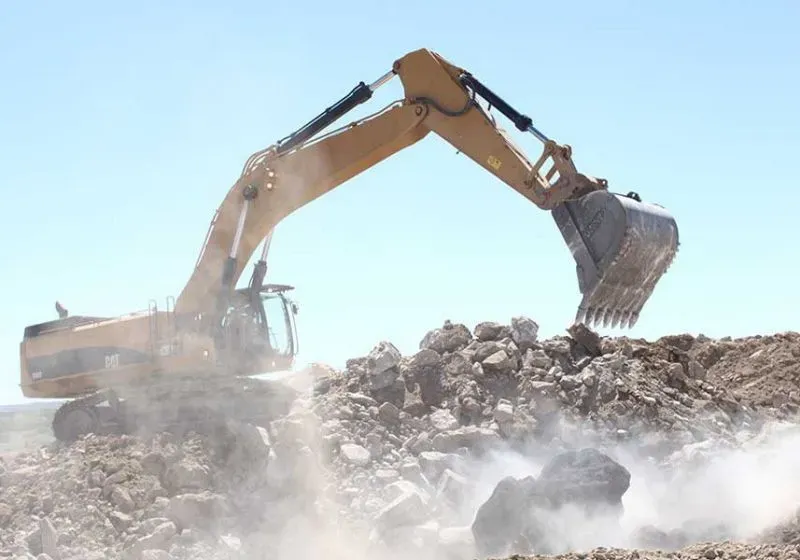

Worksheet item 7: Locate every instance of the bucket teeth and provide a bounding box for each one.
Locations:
[554,189,679,331]
[575,240,678,330]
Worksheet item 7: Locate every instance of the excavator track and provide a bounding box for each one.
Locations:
[51,391,113,442]
[51,375,298,443]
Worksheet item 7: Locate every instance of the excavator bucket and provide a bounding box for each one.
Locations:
[552,190,679,329]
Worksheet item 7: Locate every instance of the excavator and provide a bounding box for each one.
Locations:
[19,48,679,442]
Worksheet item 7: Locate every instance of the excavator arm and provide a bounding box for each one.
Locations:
[175,48,678,330]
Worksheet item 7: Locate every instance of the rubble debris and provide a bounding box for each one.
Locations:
[1,317,799,560]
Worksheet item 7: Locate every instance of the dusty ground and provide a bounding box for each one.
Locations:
[501,541,800,560]
[2,319,800,560]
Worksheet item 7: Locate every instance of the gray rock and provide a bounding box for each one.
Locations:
[541,337,572,357]
[348,392,378,407]
[27,528,44,556]
[688,359,707,380]
[559,375,580,391]
[108,511,134,532]
[375,468,400,484]
[336,405,355,420]
[167,492,227,530]
[378,402,401,425]
[128,521,176,557]
[431,431,461,453]
[537,448,631,511]
[140,452,167,478]
[164,460,211,492]
[386,480,431,504]
[369,369,400,393]
[420,321,473,353]
[470,448,631,556]
[493,400,514,424]
[511,316,539,351]
[430,409,459,432]
[431,426,502,453]
[367,341,402,379]
[418,451,462,481]
[523,348,552,369]
[399,460,432,491]
[406,432,433,454]
[409,348,442,370]
[415,368,448,408]
[371,376,406,407]
[530,380,557,392]
[340,443,371,466]
[471,475,539,557]
[473,341,506,363]
[145,497,170,519]
[374,488,429,531]
[474,321,508,342]
[567,323,602,356]
[580,369,597,387]
[436,468,470,504]
[443,353,473,380]
[139,517,173,536]
[482,350,515,374]
[227,422,272,470]
[111,485,136,513]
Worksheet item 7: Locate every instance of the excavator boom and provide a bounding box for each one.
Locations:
[176,48,678,329]
[20,47,680,442]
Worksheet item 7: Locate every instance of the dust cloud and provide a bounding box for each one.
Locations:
[3,321,800,560]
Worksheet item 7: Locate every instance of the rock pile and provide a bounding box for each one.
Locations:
[1,316,800,560]
[0,428,277,559]
[314,318,800,464]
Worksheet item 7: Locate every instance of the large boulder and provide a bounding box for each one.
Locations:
[471,448,630,556]
[366,341,402,390]
[471,475,540,557]
[538,447,631,513]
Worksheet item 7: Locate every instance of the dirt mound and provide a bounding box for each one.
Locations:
[2,318,800,560]
[680,332,800,409]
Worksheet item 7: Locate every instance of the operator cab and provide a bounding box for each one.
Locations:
[219,283,299,373]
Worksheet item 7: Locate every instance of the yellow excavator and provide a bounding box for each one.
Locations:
[19,48,679,441]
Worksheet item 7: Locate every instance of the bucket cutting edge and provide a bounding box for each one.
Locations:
[551,190,679,330]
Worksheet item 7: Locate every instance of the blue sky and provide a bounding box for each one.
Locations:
[1,1,798,405]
